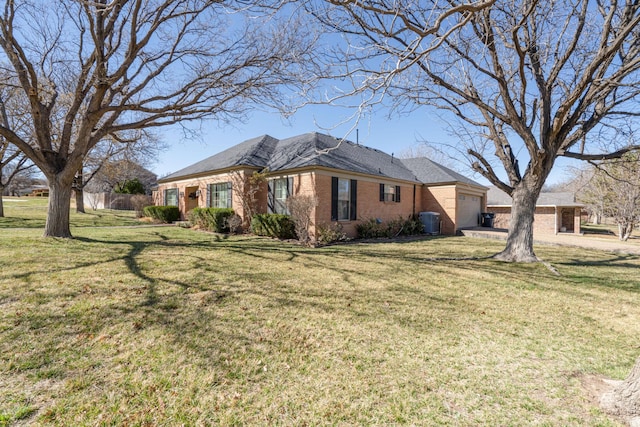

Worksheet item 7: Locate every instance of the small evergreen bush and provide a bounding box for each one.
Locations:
[114,178,146,194]
[355,218,387,238]
[143,206,180,223]
[356,216,424,239]
[188,208,235,233]
[251,214,296,239]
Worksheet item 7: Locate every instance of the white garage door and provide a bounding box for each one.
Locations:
[457,193,481,228]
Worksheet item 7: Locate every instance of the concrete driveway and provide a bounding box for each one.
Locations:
[461,228,640,256]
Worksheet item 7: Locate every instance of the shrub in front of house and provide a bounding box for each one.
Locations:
[188,207,235,233]
[316,222,349,244]
[355,218,388,239]
[394,216,424,236]
[356,216,424,239]
[143,206,180,223]
[251,214,296,239]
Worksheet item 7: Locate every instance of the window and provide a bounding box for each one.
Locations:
[331,177,357,221]
[164,188,178,206]
[458,194,479,202]
[379,184,401,203]
[207,182,232,208]
[268,177,293,214]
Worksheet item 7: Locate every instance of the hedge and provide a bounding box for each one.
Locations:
[356,216,424,239]
[143,206,180,223]
[251,214,296,239]
[188,207,235,233]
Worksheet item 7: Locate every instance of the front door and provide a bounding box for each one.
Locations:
[561,208,574,232]
[185,186,199,213]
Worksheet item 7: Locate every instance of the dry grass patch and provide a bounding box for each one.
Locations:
[0,227,638,425]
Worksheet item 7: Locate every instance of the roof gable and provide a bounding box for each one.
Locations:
[270,133,419,182]
[160,135,278,180]
[400,157,483,187]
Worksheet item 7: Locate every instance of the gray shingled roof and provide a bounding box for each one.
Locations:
[269,133,420,182]
[160,135,279,180]
[400,157,483,186]
[487,186,583,206]
[159,132,485,187]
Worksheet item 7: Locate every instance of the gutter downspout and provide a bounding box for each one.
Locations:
[412,185,416,216]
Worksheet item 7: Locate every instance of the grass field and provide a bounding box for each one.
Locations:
[0,197,140,229]
[1,222,638,425]
[582,223,639,240]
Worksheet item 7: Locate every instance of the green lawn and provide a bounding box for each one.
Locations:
[582,222,639,239]
[0,225,638,425]
[0,196,140,229]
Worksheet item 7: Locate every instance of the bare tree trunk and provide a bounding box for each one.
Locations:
[75,187,85,214]
[618,223,633,241]
[0,185,4,217]
[74,167,85,214]
[494,184,541,262]
[595,212,602,225]
[44,177,73,238]
[601,358,640,423]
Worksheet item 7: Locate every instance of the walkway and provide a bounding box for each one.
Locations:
[460,228,640,256]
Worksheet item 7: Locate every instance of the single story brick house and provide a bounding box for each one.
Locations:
[155,132,488,239]
[486,187,583,235]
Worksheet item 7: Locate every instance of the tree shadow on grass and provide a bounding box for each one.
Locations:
[310,239,640,295]
[69,232,310,307]
[10,229,640,426]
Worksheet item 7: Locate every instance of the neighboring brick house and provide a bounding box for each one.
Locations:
[486,187,583,235]
[155,132,488,238]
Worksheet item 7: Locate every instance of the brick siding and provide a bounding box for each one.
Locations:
[158,167,488,239]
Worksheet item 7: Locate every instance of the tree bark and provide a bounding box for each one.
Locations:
[44,177,74,238]
[75,187,85,214]
[74,168,85,214]
[494,184,541,262]
[0,185,4,217]
[601,357,640,423]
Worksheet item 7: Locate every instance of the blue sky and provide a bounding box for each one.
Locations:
[154,104,446,176]
[153,102,578,187]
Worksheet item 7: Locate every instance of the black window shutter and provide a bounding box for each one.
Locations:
[267,180,275,214]
[350,179,357,220]
[227,182,232,208]
[206,185,211,207]
[379,183,385,202]
[396,186,401,203]
[287,177,294,197]
[331,177,338,221]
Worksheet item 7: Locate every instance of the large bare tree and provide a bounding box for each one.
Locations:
[305,1,640,419]
[307,0,640,262]
[0,0,314,237]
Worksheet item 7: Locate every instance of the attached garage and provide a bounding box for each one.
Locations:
[457,193,482,228]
